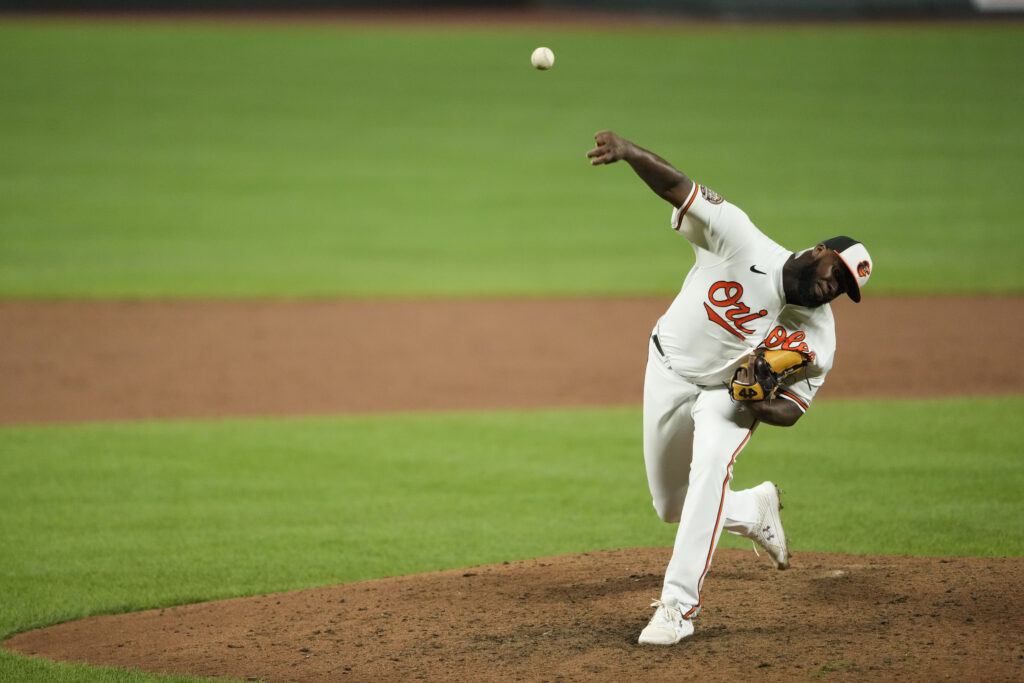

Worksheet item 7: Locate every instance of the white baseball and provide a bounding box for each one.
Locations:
[530,46,554,70]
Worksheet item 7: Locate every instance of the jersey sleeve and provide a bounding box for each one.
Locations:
[669,184,761,261]
[776,361,829,414]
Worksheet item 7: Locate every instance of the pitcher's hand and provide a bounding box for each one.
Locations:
[586,130,631,165]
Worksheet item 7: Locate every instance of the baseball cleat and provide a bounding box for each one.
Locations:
[748,481,790,570]
[637,598,694,645]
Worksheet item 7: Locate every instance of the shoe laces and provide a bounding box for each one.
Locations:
[649,599,684,625]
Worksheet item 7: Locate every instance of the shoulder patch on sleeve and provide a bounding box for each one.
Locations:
[700,186,724,205]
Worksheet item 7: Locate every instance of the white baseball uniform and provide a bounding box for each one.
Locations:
[643,183,835,617]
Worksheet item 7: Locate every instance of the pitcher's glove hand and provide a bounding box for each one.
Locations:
[730,349,811,401]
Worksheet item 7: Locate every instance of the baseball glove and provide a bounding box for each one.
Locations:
[729,348,811,402]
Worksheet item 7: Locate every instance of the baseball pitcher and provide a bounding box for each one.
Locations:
[587,130,872,645]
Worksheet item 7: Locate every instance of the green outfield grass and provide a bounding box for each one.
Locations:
[2,398,1022,681]
[1,19,1022,298]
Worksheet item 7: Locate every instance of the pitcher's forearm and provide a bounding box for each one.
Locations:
[622,145,694,208]
[744,398,803,427]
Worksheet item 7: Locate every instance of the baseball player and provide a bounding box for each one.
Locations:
[586,130,872,645]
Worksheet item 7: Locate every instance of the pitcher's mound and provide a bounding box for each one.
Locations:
[6,548,1023,682]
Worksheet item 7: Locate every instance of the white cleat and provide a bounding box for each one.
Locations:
[637,598,695,645]
[748,481,790,570]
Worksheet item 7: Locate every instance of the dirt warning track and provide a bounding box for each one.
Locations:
[2,296,1022,425]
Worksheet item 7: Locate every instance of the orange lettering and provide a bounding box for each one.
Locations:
[761,326,815,361]
[781,331,807,352]
[705,281,768,339]
[708,281,742,307]
[726,305,769,335]
[704,303,745,339]
[764,326,787,348]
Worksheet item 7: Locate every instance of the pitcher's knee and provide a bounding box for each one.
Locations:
[688,463,730,488]
[653,497,683,523]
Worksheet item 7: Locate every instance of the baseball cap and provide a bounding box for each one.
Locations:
[823,236,872,303]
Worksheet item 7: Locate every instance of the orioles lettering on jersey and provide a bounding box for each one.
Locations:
[762,325,816,362]
[703,281,768,340]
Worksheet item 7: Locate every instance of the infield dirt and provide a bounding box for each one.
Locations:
[3,296,1022,425]
[3,296,1023,682]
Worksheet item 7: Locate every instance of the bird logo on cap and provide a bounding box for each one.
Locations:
[857,260,871,278]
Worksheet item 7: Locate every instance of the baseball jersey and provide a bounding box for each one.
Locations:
[762,303,835,414]
[655,183,835,406]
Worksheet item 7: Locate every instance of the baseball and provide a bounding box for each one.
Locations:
[530,46,554,70]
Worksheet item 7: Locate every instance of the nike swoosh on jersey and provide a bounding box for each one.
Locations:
[749,265,766,275]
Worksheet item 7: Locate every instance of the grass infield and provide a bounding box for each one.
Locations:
[1,19,1022,298]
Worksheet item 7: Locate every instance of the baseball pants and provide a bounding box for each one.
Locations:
[643,334,764,618]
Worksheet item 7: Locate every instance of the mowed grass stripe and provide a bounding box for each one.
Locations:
[0,21,1022,297]
[1,398,1021,645]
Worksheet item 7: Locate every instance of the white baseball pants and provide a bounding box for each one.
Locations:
[643,334,765,618]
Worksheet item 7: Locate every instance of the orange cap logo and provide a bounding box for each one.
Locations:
[857,260,871,278]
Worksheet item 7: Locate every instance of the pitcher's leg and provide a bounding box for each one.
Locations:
[661,388,756,615]
[724,481,791,569]
[723,486,759,534]
[639,342,702,646]
[642,344,699,523]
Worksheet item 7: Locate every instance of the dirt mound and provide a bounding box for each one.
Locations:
[7,548,1022,682]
